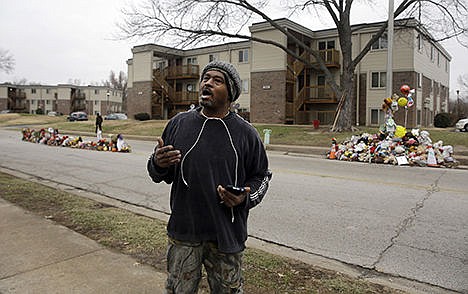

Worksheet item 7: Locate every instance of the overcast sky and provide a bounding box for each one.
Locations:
[0,0,466,96]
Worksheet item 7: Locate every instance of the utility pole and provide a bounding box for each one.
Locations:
[106,90,110,114]
[456,89,460,118]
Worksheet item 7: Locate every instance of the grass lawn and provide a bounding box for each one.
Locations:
[2,113,467,149]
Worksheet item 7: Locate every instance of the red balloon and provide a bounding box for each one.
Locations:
[400,84,410,95]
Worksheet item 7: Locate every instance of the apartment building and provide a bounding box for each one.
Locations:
[126,18,450,127]
[0,84,123,115]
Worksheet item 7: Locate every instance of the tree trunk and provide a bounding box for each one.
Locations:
[333,16,356,132]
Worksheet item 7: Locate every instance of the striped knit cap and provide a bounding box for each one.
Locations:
[200,61,242,102]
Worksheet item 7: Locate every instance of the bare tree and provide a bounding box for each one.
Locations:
[109,70,128,92]
[458,74,468,91]
[13,78,28,85]
[119,0,468,131]
[108,70,128,112]
[0,48,15,74]
[67,78,83,86]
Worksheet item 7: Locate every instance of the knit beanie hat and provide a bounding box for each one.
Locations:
[200,61,242,102]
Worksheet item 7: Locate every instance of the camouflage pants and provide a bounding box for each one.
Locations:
[165,238,244,294]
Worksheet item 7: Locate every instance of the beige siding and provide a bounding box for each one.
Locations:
[358,31,412,73]
[132,51,153,82]
[414,35,449,86]
[251,30,287,72]
[56,87,72,100]
[230,47,251,110]
[0,86,8,98]
[127,61,134,88]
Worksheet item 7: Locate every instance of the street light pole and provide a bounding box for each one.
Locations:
[106,90,110,114]
[386,0,394,98]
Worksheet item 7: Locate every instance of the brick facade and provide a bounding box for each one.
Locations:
[56,100,70,115]
[392,71,417,128]
[126,81,152,119]
[250,70,286,124]
[0,98,7,110]
[358,73,367,126]
[422,75,434,127]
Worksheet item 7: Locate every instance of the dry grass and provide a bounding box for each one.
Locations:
[2,113,467,149]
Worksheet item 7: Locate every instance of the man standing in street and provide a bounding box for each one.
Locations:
[147,60,271,293]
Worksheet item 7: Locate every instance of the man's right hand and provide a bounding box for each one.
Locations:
[153,137,181,168]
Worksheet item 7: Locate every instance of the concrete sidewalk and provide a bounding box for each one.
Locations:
[0,198,166,293]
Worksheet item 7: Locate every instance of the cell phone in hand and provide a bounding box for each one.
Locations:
[225,185,245,196]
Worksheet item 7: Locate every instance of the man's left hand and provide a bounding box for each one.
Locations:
[217,185,250,208]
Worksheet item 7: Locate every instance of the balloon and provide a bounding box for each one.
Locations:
[398,97,408,107]
[407,97,414,107]
[400,85,410,95]
[383,97,393,106]
[395,125,406,138]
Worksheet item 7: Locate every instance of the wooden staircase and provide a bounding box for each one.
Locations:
[152,69,175,119]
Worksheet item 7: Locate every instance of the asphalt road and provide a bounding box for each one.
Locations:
[0,129,466,293]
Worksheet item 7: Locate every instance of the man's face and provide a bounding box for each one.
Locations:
[199,70,230,110]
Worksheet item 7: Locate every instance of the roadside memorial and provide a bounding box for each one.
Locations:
[326,85,459,168]
[21,128,131,152]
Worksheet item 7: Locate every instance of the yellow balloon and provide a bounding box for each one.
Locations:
[398,97,408,107]
[395,125,406,138]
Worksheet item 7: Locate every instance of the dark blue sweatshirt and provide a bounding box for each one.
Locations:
[147,108,271,253]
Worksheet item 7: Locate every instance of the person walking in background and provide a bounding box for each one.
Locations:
[95,112,103,140]
[147,60,272,293]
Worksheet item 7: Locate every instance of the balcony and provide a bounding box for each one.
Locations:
[171,91,199,105]
[72,92,86,100]
[9,91,26,99]
[166,65,200,79]
[318,49,340,68]
[298,85,338,104]
[291,49,341,75]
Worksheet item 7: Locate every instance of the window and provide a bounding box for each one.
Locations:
[371,33,388,50]
[417,110,421,125]
[31,100,35,105]
[318,40,336,62]
[31,88,36,94]
[209,54,219,62]
[46,100,50,104]
[371,72,386,88]
[445,59,449,72]
[417,34,423,51]
[46,89,50,94]
[417,73,422,88]
[437,51,440,67]
[370,109,385,125]
[94,100,98,105]
[238,49,249,63]
[430,46,434,61]
[241,79,249,93]
[187,57,197,64]
[318,40,335,50]
[94,89,99,94]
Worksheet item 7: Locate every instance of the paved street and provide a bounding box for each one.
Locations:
[0,129,466,293]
